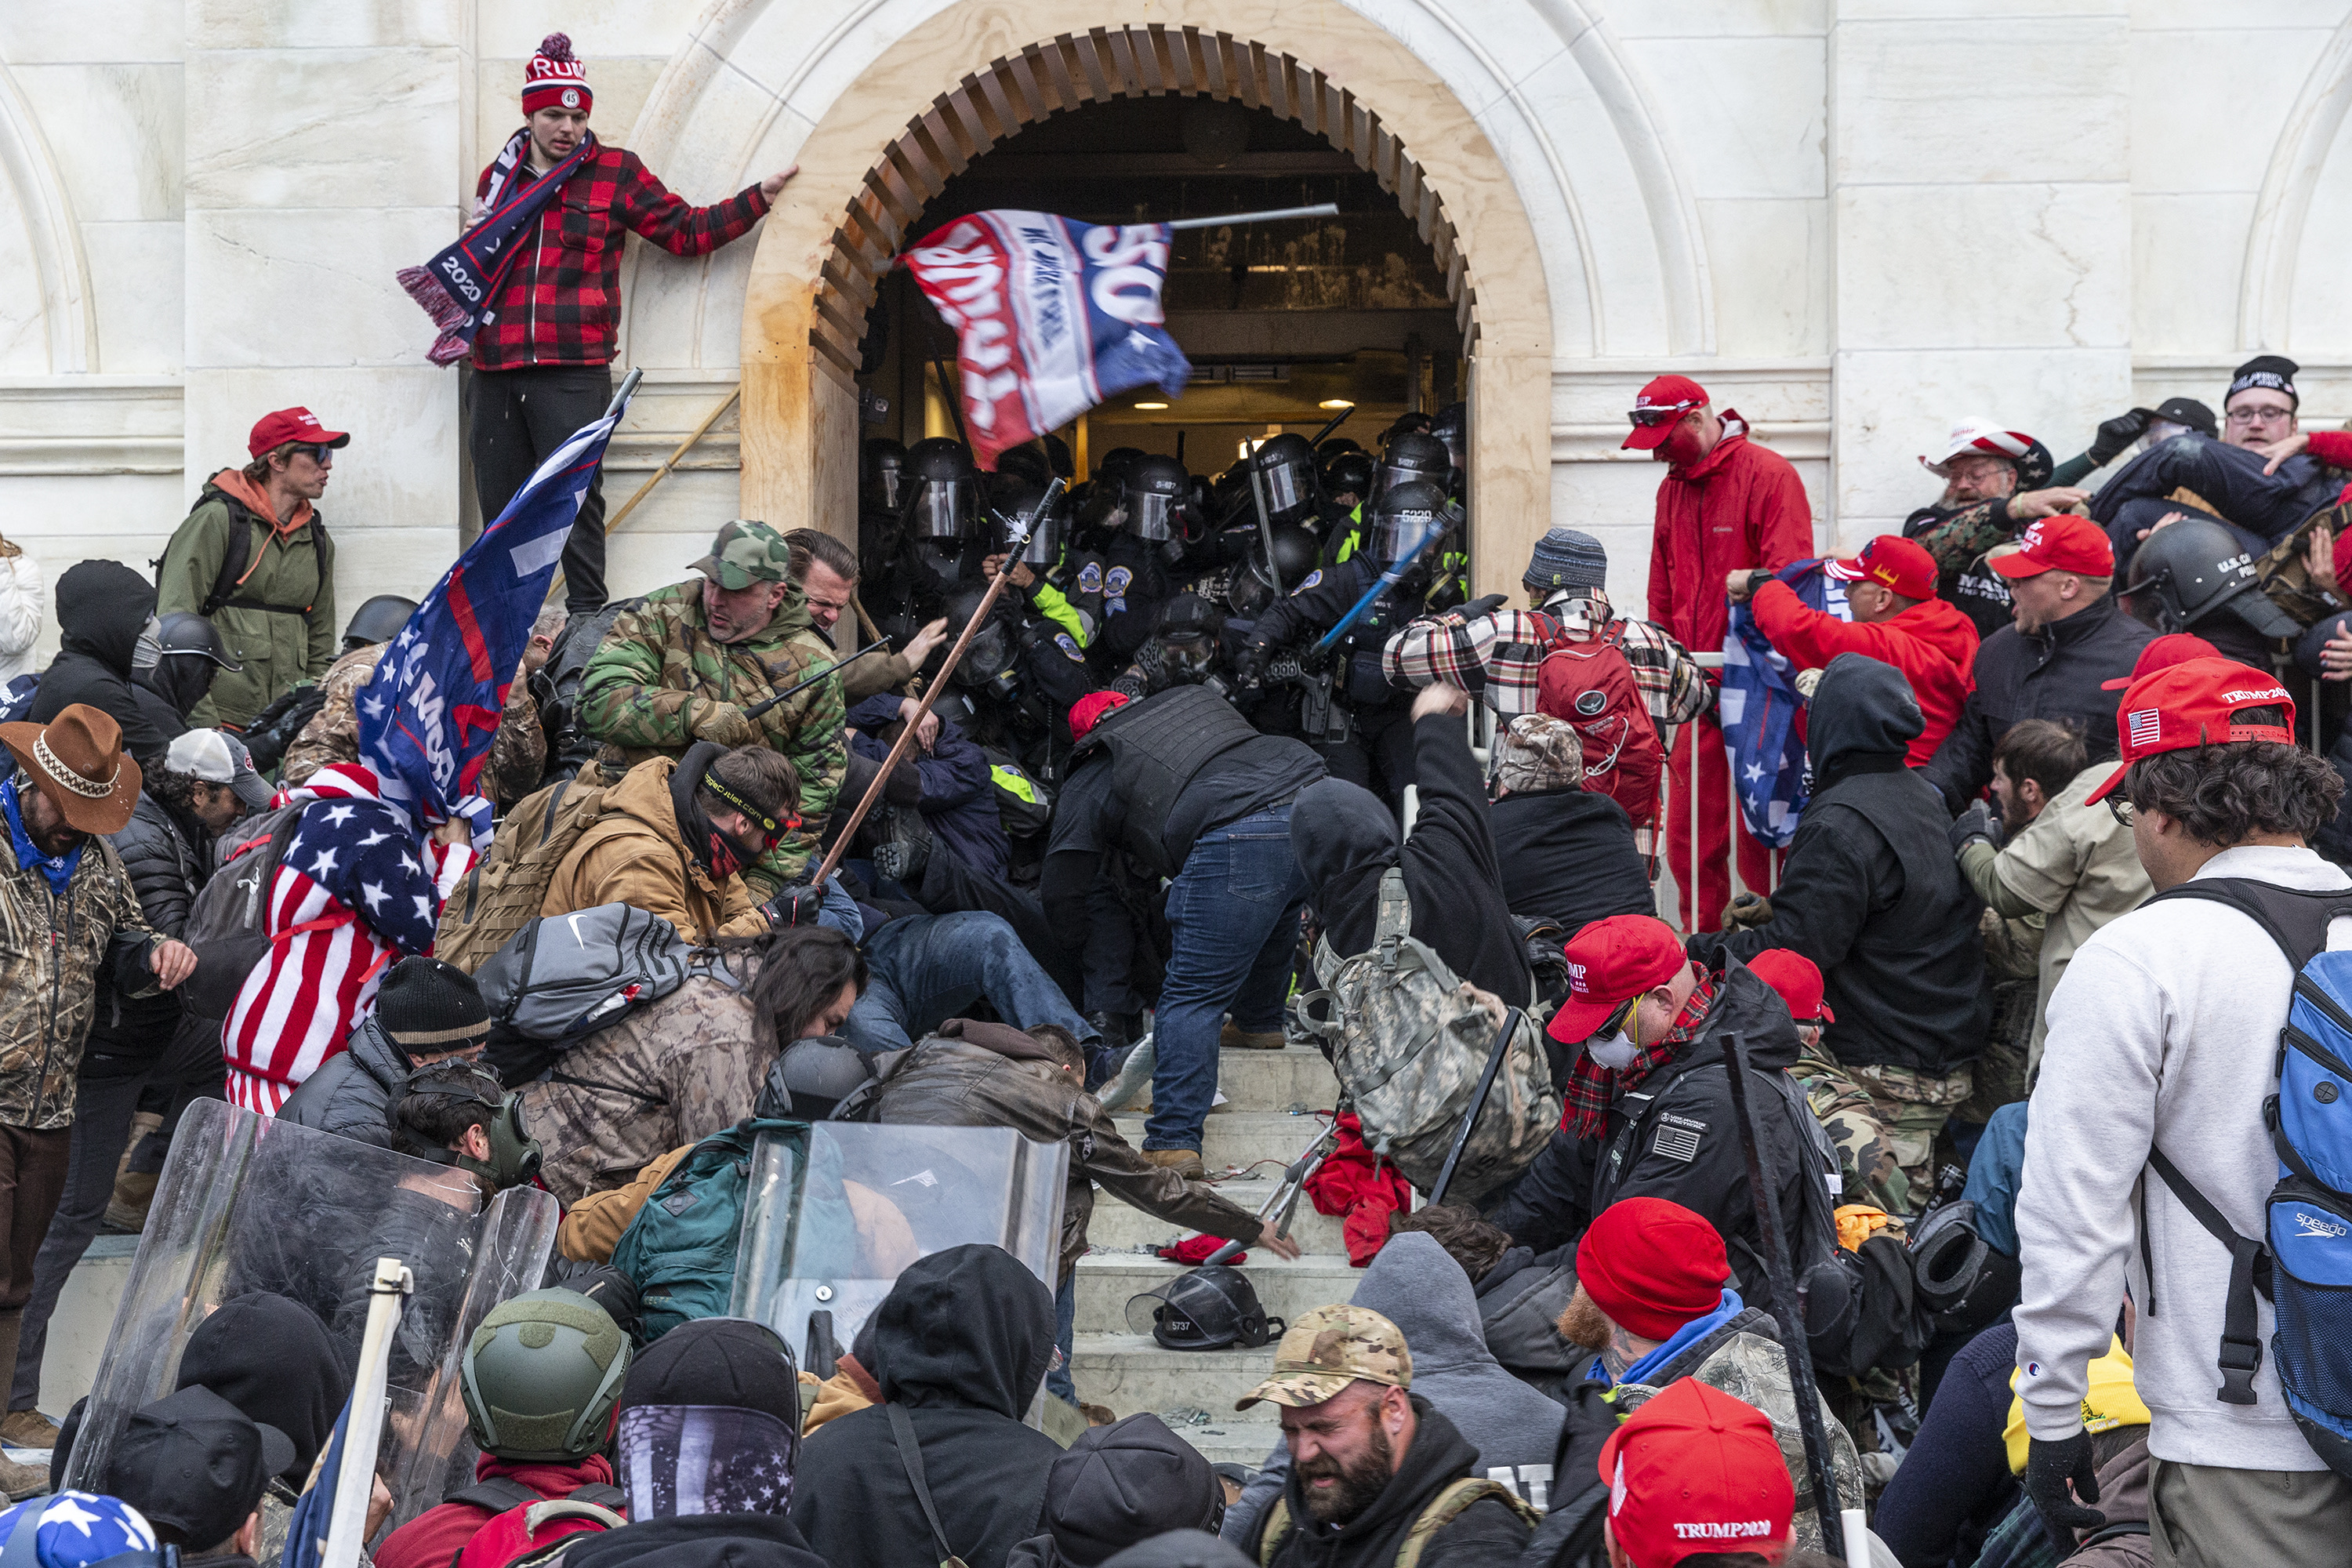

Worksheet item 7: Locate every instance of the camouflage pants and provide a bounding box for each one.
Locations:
[1845,1059,1975,1204]
[1792,1044,1907,1216]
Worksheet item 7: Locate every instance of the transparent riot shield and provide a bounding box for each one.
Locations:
[62,1099,557,1531]
[729,1123,1066,1370]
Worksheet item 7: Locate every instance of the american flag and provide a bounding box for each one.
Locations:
[2127,708,2163,750]
[1721,560,1850,848]
[279,1392,351,1568]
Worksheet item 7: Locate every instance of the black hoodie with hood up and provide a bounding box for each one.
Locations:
[792,1243,1063,1568]
[1692,652,1989,1075]
[31,559,172,769]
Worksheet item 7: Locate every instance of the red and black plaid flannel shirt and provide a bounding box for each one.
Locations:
[468,140,769,371]
[1560,968,1718,1139]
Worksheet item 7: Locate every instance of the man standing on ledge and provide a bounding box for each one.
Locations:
[1627,374,1814,930]
[466,33,797,615]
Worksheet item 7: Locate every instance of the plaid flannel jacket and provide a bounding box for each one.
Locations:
[468,142,768,371]
[1384,590,1712,728]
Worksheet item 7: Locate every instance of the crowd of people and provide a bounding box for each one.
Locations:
[7,31,2352,1568]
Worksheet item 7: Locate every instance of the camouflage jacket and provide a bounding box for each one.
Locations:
[0,829,159,1129]
[577,580,847,893]
[283,643,546,807]
[1615,1308,1866,1558]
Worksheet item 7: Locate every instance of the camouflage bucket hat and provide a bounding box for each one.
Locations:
[692,519,794,590]
[1496,713,1585,794]
[1235,1304,1411,1410]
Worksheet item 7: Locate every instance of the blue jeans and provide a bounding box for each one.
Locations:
[1145,807,1308,1152]
[844,910,1096,1055]
[1049,1271,1076,1403]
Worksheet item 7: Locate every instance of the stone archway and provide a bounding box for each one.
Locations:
[736,0,1557,597]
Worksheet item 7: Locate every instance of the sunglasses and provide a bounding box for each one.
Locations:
[1626,403,1697,430]
[1595,993,1641,1040]
[295,443,336,465]
[2105,795,2136,827]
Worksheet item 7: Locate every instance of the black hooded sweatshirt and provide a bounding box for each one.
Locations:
[1488,786,1653,934]
[1692,652,1988,1076]
[564,1514,830,1568]
[1293,716,1532,1004]
[792,1243,1063,1568]
[1249,1397,1533,1568]
[32,559,172,769]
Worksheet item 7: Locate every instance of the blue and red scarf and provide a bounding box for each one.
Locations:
[397,129,595,366]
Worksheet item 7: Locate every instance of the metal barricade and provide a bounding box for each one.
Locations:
[1656,652,1779,935]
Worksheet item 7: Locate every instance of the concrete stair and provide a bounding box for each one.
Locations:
[1072,1042,1364,1467]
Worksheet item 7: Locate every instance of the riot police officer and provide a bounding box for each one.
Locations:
[1095,454,1188,672]
[1326,431,1450,567]
[863,437,980,641]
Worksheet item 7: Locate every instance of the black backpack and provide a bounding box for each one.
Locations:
[178,803,310,1020]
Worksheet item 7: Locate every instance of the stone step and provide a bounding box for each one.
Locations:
[1100,1045,1341,1120]
[1073,1250,1362,1334]
[1070,1334,1287,1464]
[1109,1112,1342,1174]
[1086,1173,1348,1254]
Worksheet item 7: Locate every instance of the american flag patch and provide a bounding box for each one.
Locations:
[1653,1124,1703,1163]
[2127,709,2162,749]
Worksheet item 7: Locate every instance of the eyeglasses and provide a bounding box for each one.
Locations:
[2225,406,2294,426]
[1626,404,1697,430]
[2105,795,2136,827]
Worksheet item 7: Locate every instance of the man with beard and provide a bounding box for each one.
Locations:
[1237,1304,1537,1566]
[1903,419,2092,637]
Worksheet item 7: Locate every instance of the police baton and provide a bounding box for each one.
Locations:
[808,479,1064,889]
[744,638,891,720]
[1721,1030,1846,1557]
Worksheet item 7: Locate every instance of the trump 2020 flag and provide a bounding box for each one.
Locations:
[905,211,1191,470]
[1719,560,1849,848]
[358,381,633,827]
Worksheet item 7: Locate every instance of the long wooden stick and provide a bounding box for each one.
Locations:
[811,481,1062,886]
[605,385,740,538]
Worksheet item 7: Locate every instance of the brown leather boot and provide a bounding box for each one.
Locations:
[1140,1147,1207,1181]
[1219,1022,1286,1051]
[0,1410,56,1450]
[104,1171,157,1235]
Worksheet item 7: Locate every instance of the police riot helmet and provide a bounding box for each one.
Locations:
[905,437,979,540]
[1367,477,1453,567]
[2124,514,2299,639]
[1319,449,1377,508]
[1909,1200,2024,1337]
[1229,523,1321,619]
[1248,434,1320,526]
[863,437,909,513]
[1126,456,1190,542]
[1384,410,1434,441]
[1374,432,1451,506]
[1124,1265,1284,1350]
[344,594,419,653]
[1429,402,1468,483]
[996,482,1067,568]
[946,588,1014,691]
[753,1036,875,1122]
[1153,593,1224,686]
[1095,448,1146,491]
[460,1287,633,1461]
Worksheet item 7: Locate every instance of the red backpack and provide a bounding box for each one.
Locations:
[1534,622,1664,829]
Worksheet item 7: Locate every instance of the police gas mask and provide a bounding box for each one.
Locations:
[1157,635,1218,687]
[955,615,1020,702]
[390,1063,543,1197]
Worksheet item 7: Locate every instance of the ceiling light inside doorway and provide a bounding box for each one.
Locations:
[1134,401,1168,410]
[1319,399,1355,409]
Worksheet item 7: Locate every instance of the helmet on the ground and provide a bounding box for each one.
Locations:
[1367,478,1454,567]
[753,1036,876,1122]
[906,438,979,540]
[344,595,419,653]
[2124,514,2299,640]
[1228,523,1321,618]
[1247,434,1320,527]
[1124,1265,1284,1350]
[460,1287,632,1461]
[863,437,909,513]
[1909,1200,2024,1337]
[1126,456,1190,542]
[996,482,1067,568]
[1374,433,1451,506]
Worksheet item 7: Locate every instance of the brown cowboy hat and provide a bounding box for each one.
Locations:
[0,704,140,836]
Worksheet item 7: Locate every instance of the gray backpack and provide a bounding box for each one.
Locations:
[1290,868,1559,1201]
[180,801,311,1022]
[474,903,722,1052]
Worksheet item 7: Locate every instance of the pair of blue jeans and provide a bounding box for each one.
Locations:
[842,910,1095,1056]
[1145,806,1308,1153]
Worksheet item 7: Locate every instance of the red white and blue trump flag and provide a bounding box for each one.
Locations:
[905,211,1192,470]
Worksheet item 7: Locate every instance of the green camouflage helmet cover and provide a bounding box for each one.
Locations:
[691,519,796,590]
[459,1287,632,1461]
[1236,1303,1413,1410]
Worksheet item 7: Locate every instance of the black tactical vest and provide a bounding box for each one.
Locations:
[1076,684,1260,877]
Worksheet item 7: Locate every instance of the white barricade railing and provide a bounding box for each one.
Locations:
[1657,652,1778,935]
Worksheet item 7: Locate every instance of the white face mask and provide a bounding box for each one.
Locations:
[1587,1033,1642,1071]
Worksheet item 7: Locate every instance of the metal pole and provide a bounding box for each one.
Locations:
[1245,448,1283,598]
[1429,1007,1523,1204]
[744,638,891,720]
[932,358,972,449]
[601,384,735,539]
[1167,202,1340,231]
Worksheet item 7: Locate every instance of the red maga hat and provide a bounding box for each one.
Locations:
[1598,1377,1795,1568]
[1068,690,1130,741]
[1824,535,1939,602]
[1988,514,2112,580]
[246,407,349,458]
[2101,632,2220,691]
[1548,914,1689,1046]
[1622,375,1708,452]
[1577,1196,1730,1342]
[2085,655,2296,804]
[1745,949,1834,1026]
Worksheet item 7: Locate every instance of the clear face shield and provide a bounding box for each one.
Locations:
[873,466,906,513]
[1128,488,1180,542]
[909,478,975,540]
[1255,459,1314,521]
[1014,509,1062,568]
[1369,509,1442,567]
[1227,560,1274,619]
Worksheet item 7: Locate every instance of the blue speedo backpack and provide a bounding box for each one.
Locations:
[2144,877,2352,1475]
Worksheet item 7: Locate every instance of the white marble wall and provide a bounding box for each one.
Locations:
[6,1,2352,661]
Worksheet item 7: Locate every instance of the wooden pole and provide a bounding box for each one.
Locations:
[546,383,739,604]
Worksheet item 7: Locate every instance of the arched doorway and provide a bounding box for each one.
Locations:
[737,2,1555,601]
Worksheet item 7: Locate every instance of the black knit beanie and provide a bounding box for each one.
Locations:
[2227,354,2299,410]
[372,956,491,1060]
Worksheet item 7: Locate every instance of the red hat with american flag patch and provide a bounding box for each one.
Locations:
[2086,656,2296,804]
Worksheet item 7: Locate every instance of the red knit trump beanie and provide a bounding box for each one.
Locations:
[1576,1196,1732,1341]
[524,34,591,115]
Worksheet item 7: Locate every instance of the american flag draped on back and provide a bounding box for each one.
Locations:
[903,211,1191,470]
[356,381,635,827]
[1720,560,1850,848]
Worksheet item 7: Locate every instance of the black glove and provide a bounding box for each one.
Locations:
[1461,593,1508,619]
[2087,408,2154,467]
[762,884,825,928]
[1951,800,2001,853]
[2024,1432,2105,1538]
[1233,646,1268,691]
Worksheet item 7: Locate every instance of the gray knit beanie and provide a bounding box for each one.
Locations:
[1523,528,1607,592]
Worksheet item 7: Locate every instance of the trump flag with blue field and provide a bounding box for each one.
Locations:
[357,380,635,825]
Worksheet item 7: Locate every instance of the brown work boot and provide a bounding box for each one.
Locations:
[0,1453,42,1501]
[1220,1022,1286,1051]
[0,1410,55,1450]
[103,1171,157,1235]
[1141,1147,1207,1181]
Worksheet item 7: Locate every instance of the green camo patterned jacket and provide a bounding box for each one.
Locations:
[0,826,159,1130]
[578,580,846,894]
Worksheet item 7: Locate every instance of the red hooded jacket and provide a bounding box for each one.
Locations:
[373,1454,621,1568]
[1750,581,1980,764]
[1645,415,1817,655]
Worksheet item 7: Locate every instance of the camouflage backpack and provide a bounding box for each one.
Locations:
[1290,868,1559,1202]
[434,771,613,974]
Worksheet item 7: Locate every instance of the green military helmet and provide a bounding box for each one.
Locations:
[691,518,796,590]
[459,1287,632,1461]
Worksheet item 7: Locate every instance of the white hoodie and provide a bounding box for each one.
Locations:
[2014,843,2352,1471]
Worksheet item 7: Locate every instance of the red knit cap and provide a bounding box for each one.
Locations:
[1576,1196,1730,1342]
[524,33,591,116]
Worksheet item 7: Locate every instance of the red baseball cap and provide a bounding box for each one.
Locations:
[1622,375,1708,452]
[1744,949,1834,1025]
[1068,690,1130,741]
[1548,915,1690,1045]
[246,407,350,458]
[1824,535,1939,602]
[1987,514,2112,580]
[2085,655,2297,804]
[1599,1377,1795,1568]
[2100,632,2221,691]
[1577,1197,1731,1342]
